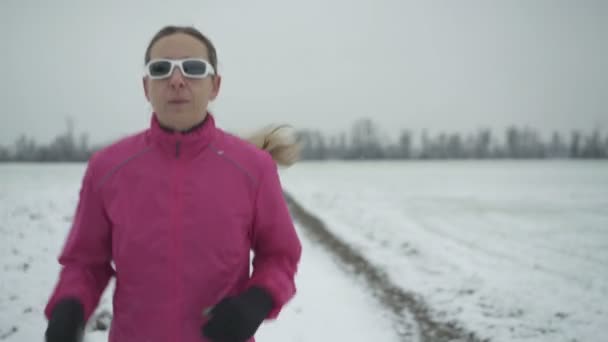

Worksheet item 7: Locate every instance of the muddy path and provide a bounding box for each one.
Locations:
[283,191,487,342]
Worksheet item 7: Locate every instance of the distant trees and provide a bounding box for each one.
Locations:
[348,118,385,159]
[1,116,607,162]
[0,117,97,162]
[293,117,608,161]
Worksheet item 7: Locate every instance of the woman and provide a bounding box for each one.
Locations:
[43,25,302,342]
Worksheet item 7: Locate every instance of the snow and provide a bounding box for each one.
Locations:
[2,160,607,342]
[278,159,608,342]
[257,226,402,342]
[0,163,402,342]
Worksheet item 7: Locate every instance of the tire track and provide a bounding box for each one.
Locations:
[283,190,487,342]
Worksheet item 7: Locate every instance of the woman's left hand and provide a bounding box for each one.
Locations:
[202,286,274,342]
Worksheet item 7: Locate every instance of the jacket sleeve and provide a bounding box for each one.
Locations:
[247,157,302,319]
[44,154,114,322]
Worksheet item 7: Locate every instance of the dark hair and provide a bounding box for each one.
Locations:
[144,25,218,73]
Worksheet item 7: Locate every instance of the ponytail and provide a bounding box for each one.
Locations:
[243,124,301,167]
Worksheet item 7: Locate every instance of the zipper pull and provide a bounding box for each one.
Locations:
[175,141,181,158]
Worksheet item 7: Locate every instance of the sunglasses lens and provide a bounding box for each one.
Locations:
[182,60,208,76]
[149,61,172,77]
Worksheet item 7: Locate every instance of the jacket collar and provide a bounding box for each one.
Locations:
[148,112,217,158]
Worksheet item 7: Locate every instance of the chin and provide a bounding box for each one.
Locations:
[164,112,204,127]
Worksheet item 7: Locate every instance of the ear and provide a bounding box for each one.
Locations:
[209,75,222,101]
[142,77,150,101]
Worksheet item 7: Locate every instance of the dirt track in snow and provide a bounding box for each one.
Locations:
[283,191,487,342]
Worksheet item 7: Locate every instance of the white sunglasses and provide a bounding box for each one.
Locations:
[144,58,215,79]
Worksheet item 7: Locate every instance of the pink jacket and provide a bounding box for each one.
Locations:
[44,113,302,342]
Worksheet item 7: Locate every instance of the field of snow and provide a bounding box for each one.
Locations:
[0,163,402,342]
[279,160,608,342]
[2,160,607,342]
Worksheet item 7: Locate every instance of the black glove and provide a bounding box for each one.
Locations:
[45,297,85,342]
[202,286,274,342]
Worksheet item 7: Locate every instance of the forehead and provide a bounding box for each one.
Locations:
[149,33,209,60]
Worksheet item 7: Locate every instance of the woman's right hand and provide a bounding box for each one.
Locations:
[45,297,85,342]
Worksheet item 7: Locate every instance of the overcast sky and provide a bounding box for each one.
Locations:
[1,0,606,146]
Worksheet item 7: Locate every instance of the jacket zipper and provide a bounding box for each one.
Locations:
[171,139,182,341]
[175,141,181,158]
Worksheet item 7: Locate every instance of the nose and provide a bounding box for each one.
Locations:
[168,67,186,88]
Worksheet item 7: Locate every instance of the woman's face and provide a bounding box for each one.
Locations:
[143,33,221,131]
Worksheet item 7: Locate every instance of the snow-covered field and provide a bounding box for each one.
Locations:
[2,160,607,342]
[279,160,608,342]
[0,163,402,342]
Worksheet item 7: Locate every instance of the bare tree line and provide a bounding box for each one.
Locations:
[1,117,607,162]
[0,118,98,162]
[297,118,608,160]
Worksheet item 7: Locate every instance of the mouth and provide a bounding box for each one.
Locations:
[168,98,190,105]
